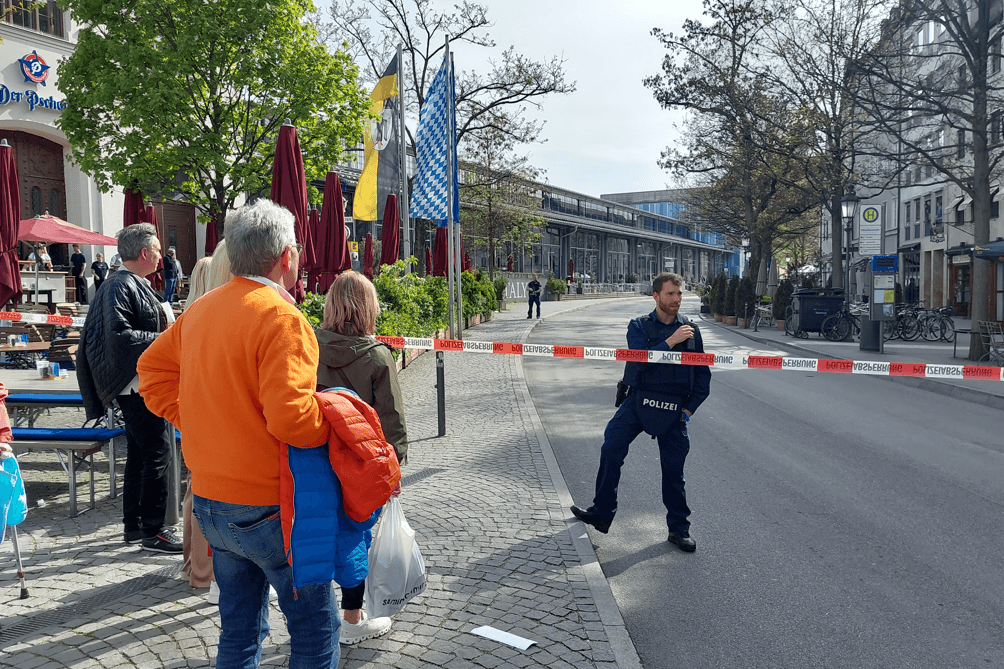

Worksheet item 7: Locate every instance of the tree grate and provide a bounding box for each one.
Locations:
[0,562,184,649]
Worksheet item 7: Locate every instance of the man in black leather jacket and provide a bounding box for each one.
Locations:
[77,223,181,553]
[571,272,712,551]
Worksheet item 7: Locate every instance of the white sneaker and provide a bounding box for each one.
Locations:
[339,612,392,645]
[205,581,220,605]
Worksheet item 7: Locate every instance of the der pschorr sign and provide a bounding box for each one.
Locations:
[0,85,67,112]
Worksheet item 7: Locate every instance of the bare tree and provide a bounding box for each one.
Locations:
[851,0,1004,359]
[459,111,544,280]
[328,0,575,147]
[645,0,815,292]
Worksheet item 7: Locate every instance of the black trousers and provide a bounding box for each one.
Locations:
[528,295,541,317]
[73,274,87,304]
[341,582,365,610]
[117,392,172,538]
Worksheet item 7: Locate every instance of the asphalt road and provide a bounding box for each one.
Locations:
[524,295,1004,669]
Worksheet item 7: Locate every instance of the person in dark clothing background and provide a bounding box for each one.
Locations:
[527,274,542,319]
[70,244,88,304]
[91,253,109,292]
[571,272,712,552]
[76,223,181,554]
[162,247,181,304]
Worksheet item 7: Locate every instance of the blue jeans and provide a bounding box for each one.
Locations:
[163,277,177,304]
[528,295,541,317]
[192,496,340,669]
[589,401,692,533]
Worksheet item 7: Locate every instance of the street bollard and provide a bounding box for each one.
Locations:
[436,351,446,437]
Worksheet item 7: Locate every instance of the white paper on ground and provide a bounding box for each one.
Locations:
[470,626,536,651]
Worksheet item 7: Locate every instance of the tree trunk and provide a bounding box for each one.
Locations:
[829,196,843,290]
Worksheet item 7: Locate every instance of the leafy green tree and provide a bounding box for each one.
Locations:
[58,0,371,238]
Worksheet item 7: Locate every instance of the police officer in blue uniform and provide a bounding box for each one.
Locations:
[571,272,712,551]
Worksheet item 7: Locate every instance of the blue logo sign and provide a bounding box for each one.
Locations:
[17,50,50,86]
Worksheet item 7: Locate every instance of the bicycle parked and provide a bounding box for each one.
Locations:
[820,302,866,341]
[751,297,775,332]
[917,305,956,342]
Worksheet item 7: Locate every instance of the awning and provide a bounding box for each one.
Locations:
[993,182,1001,199]
[960,192,973,208]
[899,242,921,253]
[949,195,965,210]
[975,239,1004,258]
[946,243,974,256]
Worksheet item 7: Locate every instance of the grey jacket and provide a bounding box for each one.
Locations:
[314,329,408,464]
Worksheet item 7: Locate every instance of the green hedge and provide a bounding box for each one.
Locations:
[300,259,502,340]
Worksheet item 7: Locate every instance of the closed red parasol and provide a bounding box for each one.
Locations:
[314,172,350,294]
[363,233,374,281]
[144,205,163,292]
[432,226,448,277]
[270,123,311,301]
[379,194,400,272]
[425,246,433,276]
[0,140,21,308]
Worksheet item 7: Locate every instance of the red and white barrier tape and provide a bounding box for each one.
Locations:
[0,310,84,328]
[375,335,1004,383]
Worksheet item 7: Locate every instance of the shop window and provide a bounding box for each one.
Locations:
[3,1,64,38]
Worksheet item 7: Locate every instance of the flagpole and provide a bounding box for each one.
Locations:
[444,38,457,339]
[450,50,464,337]
[397,43,411,273]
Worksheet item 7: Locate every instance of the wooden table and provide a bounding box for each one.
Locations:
[0,341,51,369]
[21,288,55,309]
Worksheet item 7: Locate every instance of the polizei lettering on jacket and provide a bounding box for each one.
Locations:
[641,398,679,411]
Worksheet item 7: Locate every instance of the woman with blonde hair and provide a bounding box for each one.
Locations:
[180,239,231,604]
[316,270,406,644]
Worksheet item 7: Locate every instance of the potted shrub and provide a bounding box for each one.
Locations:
[712,273,727,321]
[773,278,794,329]
[494,276,508,311]
[736,275,756,328]
[724,275,739,325]
[546,277,566,301]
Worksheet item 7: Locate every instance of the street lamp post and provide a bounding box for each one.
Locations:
[841,190,859,306]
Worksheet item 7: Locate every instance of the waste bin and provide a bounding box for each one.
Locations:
[791,288,844,335]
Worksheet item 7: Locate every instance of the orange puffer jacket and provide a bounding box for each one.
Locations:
[314,388,401,522]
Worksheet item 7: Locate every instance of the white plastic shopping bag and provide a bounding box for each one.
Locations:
[364,497,426,617]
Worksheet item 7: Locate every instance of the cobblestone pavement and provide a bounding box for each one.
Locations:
[0,295,648,669]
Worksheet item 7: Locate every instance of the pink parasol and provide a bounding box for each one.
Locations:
[363,233,374,281]
[315,172,350,294]
[379,194,400,271]
[270,123,311,302]
[432,226,448,277]
[19,215,117,246]
[0,140,21,308]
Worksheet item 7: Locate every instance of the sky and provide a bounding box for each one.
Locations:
[450,0,708,199]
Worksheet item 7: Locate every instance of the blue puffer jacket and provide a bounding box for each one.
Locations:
[279,441,381,591]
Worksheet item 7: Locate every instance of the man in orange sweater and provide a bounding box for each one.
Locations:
[138,199,337,669]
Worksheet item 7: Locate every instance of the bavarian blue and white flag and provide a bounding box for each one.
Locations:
[410,56,459,227]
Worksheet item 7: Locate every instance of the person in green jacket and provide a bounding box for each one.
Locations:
[315,269,406,645]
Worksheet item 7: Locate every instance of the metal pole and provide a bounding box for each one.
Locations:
[397,44,411,271]
[450,51,463,338]
[436,351,446,436]
[165,422,180,526]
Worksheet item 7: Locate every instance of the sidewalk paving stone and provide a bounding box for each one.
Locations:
[1,296,646,668]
